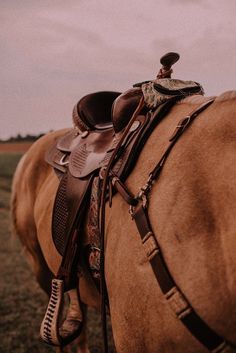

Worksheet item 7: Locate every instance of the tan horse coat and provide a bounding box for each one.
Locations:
[11,91,236,352]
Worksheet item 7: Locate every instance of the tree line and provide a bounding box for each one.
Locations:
[0,133,46,143]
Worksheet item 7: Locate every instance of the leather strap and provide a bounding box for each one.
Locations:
[113,98,235,351]
[150,98,215,181]
[111,174,138,207]
[133,204,229,352]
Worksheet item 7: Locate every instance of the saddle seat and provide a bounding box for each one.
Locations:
[72,91,121,132]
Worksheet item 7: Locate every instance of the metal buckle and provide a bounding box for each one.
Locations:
[178,115,191,129]
[59,154,69,166]
[138,175,153,197]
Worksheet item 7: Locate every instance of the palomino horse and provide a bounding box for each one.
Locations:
[11,91,236,353]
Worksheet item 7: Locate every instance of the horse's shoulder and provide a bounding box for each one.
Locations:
[177,90,236,108]
[215,90,236,103]
[154,91,236,170]
[178,94,215,106]
[177,91,236,137]
[210,91,236,141]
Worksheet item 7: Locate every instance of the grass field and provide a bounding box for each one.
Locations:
[0,146,115,353]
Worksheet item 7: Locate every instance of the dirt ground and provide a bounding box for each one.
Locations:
[0,150,115,353]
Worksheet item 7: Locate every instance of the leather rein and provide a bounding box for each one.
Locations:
[99,97,235,353]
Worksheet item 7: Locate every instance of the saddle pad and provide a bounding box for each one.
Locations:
[142,78,203,108]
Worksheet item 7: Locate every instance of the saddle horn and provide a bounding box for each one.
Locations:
[157,52,180,79]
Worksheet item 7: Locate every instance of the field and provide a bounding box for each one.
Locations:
[0,142,33,154]
[0,144,115,353]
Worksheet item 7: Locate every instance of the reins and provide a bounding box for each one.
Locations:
[99,97,235,353]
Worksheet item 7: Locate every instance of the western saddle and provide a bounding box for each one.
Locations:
[41,53,224,351]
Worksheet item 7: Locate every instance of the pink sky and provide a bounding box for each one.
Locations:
[1,0,235,139]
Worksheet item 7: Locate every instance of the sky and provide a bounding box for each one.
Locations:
[1,0,236,139]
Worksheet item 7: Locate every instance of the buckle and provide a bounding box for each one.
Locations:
[59,153,69,166]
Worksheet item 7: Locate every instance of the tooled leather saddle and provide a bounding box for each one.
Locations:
[45,80,203,287]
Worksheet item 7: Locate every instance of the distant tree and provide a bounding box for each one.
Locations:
[0,132,46,143]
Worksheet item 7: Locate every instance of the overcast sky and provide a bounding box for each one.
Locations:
[1,0,235,139]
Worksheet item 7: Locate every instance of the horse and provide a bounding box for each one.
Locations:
[11,90,236,353]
